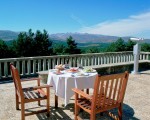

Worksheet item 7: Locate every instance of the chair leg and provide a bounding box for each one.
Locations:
[118,103,123,120]
[90,110,96,120]
[16,92,19,110]
[90,113,96,120]
[38,82,41,106]
[75,104,79,120]
[55,95,58,108]
[47,97,50,117]
[21,102,25,120]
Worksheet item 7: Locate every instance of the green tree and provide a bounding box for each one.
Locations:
[12,29,52,57]
[12,29,34,57]
[33,30,52,56]
[0,39,10,58]
[125,40,136,51]
[65,36,81,54]
[53,44,66,55]
[141,43,150,52]
[106,38,125,52]
[86,47,99,53]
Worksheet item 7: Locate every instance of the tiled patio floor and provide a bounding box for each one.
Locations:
[0,70,150,120]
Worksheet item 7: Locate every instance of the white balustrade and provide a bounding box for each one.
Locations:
[0,51,149,79]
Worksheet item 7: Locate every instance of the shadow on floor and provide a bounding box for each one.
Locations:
[36,104,74,120]
[0,79,13,84]
[140,72,150,75]
[35,103,139,120]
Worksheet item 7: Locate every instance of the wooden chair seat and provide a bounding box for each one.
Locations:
[23,88,47,100]
[77,97,118,112]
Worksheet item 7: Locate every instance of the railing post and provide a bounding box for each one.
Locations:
[38,60,41,72]
[22,61,25,75]
[84,56,87,66]
[52,58,56,69]
[61,57,65,64]
[4,62,8,77]
[97,55,100,65]
[104,56,106,64]
[100,56,103,64]
[57,58,60,65]
[112,55,115,63]
[109,55,112,64]
[0,63,2,78]
[146,54,149,60]
[27,60,31,75]
[48,59,51,69]
[43,59,46,71]
[33,60,36,74]
[16,61,20,73]
[129,54,131,61]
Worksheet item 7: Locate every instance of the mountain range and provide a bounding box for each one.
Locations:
[0,30,149,43]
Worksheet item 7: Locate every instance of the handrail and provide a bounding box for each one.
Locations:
[0,51,150,79]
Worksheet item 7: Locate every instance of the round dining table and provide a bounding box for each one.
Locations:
[47,69,97,107]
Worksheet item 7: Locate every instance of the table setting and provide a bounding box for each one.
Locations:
[47,64,98,106]
[51,64,96,77]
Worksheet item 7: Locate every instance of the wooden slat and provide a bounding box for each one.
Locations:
[116,78,123,102]
[101,79,109,108]
[98,79,104,108]
[107,78,114,105]
[112,78,119,103]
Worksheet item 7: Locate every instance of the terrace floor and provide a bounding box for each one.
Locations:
[0,70,150,120]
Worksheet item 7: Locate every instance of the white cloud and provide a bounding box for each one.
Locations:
[79,11,150,38]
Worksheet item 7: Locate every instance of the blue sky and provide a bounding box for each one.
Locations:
[1,0,150,38]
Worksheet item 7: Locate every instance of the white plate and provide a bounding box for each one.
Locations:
[76,73,89,76]
[67,69,79,73]
[84,69,96,73]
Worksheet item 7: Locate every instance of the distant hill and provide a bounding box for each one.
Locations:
[50,33,121,43]
[0,30,149,43]
[50,33,150,43]
[0,30,19,41]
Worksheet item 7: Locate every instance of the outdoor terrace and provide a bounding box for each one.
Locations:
[0,70,150,120]
[0,52,150,120]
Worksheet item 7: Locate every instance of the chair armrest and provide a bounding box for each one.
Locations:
[72,88,92,100]
[21,77,40,82]
[21,77,41,86]
[23,85,52,90]
[33,85,52,89]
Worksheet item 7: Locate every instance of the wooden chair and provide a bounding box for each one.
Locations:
[10,63,50,120]
[72,71,129,120]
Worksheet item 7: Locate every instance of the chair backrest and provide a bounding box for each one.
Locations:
[10,63,23,98]
[92,71,129,109]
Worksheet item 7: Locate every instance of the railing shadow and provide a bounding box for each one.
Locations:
[36,103,139,120]
[107,103,139,120]
[140,72,150,75]
[78,103,139,120]
[0,79,13,84]
[36,104,74,120]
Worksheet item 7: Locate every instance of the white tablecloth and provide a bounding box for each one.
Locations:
[47,69,97,106]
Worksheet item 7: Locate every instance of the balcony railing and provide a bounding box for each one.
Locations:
[0,51,150,79]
